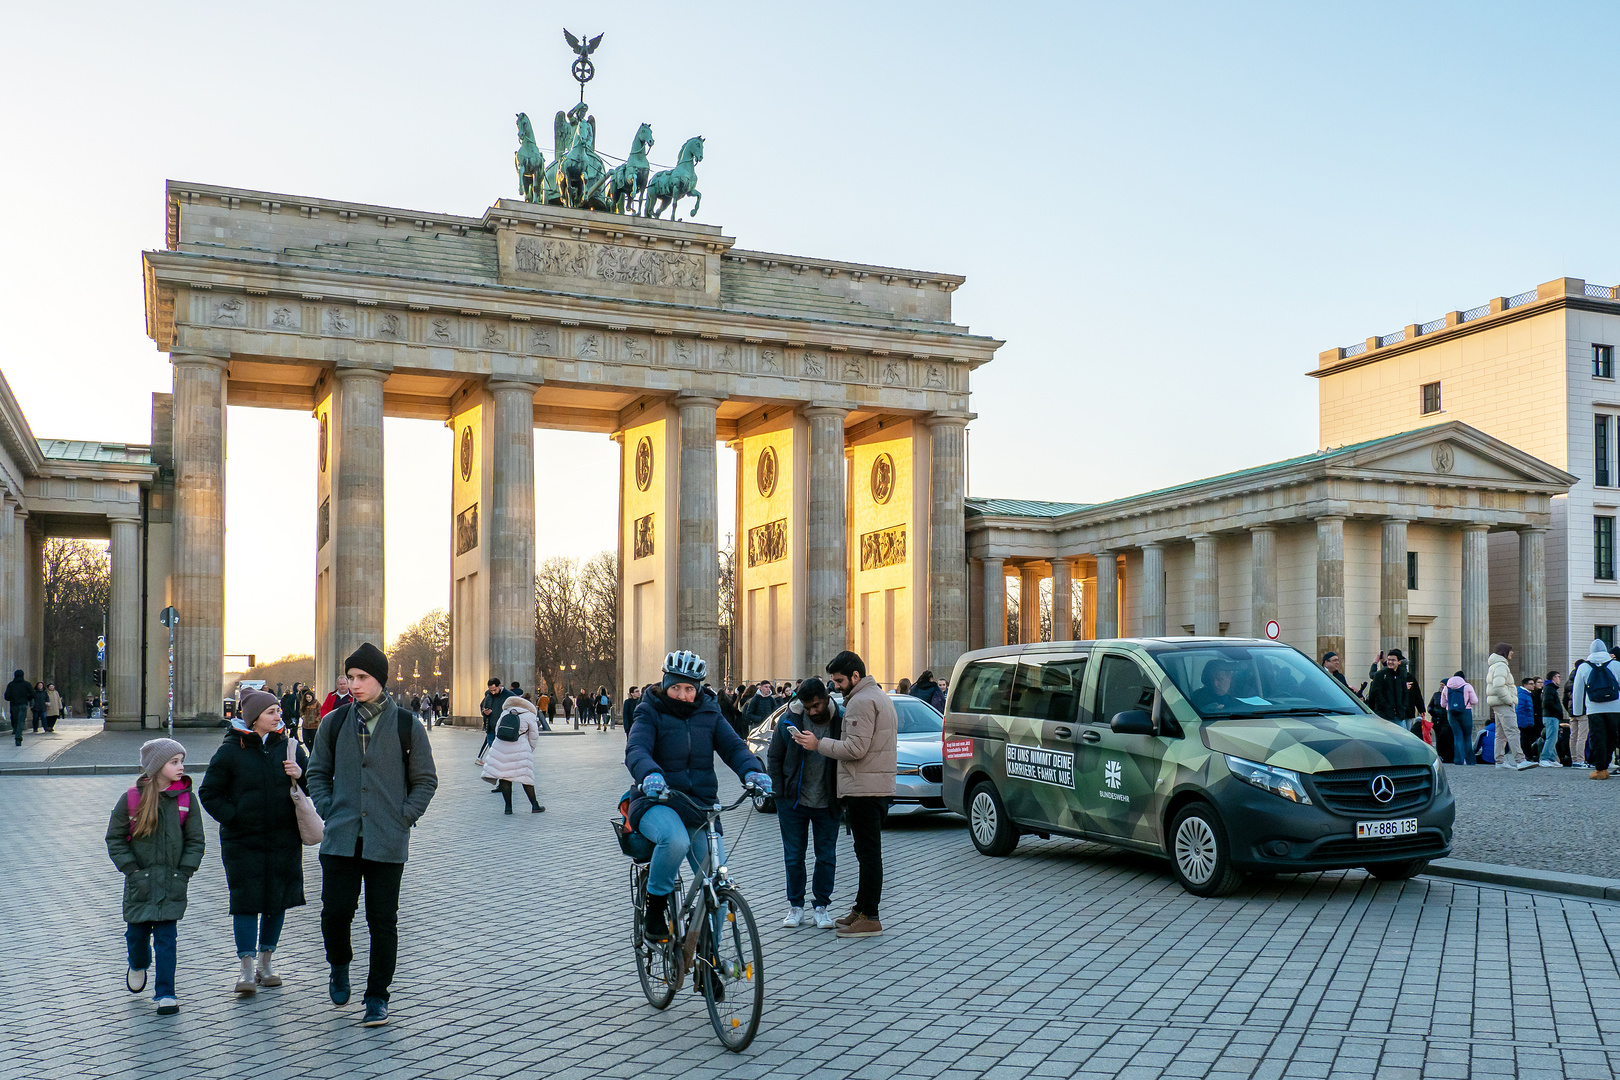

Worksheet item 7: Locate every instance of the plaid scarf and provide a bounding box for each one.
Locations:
[354,695,388,757]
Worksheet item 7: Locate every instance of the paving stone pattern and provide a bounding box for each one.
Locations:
[1444,762,1620,878]
[4,727,1620,1079]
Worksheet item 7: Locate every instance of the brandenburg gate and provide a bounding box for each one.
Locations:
[141,176,1000,720]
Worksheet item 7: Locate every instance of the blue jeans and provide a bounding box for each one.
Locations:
[126,920,177,999]
[1542,715,1562,764]
[232,911,285,958]
[1448,709,1475,765]
[777,802,838,908]
[638,804,722,897]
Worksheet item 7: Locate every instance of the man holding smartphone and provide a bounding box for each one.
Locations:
[767,677,843,930]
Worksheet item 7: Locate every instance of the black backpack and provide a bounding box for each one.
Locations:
[1588,661,1620,704]
[495,710,522,742]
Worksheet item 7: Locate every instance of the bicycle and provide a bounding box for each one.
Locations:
[613,783,766,1051]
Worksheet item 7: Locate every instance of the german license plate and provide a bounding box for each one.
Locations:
[1356,817,1417,839]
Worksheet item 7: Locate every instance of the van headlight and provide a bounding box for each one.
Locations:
[1224,755,1311,805]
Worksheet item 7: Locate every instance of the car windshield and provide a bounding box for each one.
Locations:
[1150,645,1369,720]
[894,696,943,734]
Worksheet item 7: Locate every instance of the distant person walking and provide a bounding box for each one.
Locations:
[5,670,30,745]
[30,681,46,732]
[481,694,544,814]
[1572,639,1620,779]
[320,675,352,719]
[477,678,509,764]
[1487,644,1534,770]
[105,738,203,1015]
[298,688,321,747]
[306,643,439,1027]
[1541,671,1566,766]
[44,682,61,733]
[198,690,309,996]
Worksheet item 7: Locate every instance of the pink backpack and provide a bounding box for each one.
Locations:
[126,785,190,839]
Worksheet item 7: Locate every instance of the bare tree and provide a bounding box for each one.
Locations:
[578,550,618,695]
[535,555,585,703]
[43,538,109,704]
[389,609,450,697]
[717,535,737,687]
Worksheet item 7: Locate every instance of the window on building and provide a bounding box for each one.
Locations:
[1420,382,1442,415]
[1598,626,1617,650]
[1598,517,1617,581]
[1599,415,1613,487]
[1596,344,1615,379]
[1407,551,1418,591]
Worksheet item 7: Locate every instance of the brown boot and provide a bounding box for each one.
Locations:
[835,914,884,938]
[1592,770,1610,780]
[833,907,861,928]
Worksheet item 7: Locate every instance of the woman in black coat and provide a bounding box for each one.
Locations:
[198,689,308,996]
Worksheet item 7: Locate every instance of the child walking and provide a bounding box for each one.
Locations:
[105,738,205,1015]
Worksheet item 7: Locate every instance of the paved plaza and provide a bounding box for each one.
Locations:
[4,727,1620,1080]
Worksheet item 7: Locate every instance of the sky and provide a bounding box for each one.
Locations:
[5,1,1620,663]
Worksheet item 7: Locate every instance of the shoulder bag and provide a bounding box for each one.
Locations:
[287,737,324,846]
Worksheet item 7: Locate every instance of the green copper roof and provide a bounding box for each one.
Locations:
[966,497,1090,518]
[37,440,153,464]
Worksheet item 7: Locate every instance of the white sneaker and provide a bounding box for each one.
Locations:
[155,996,179,1015]
[1543,761,1565,768]
[1515,760,1537,770]
[780,905,803,928]
[812,906,835,929]
[1495,761,1515,769]
[126,967,147,994]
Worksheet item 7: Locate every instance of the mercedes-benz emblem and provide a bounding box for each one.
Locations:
[1369,774,1396,803]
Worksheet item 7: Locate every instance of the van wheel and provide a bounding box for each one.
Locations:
[1169,803,1242,897]
[1364,859,1428,881]
[967,781,1019,857]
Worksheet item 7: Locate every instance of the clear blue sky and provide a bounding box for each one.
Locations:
[3,1,1614,661]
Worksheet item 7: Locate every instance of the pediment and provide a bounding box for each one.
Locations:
[1330,423,1575,489]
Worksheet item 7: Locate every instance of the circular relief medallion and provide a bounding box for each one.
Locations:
[635,436,654,492]
[1432,443,1455,474]
[459,426,474,482]
[870,452,895,505]
[318,413,329,473]
[756,445,778,498]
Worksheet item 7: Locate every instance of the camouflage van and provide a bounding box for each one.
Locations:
[940,638,1454,897]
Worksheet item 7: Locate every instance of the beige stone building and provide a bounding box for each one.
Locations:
[1315,276,1620,672]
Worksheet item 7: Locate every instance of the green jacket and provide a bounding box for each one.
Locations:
[104,776,206,923]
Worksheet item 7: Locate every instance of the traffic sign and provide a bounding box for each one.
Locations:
[1265,620,1280,640]
[159,606,178,628]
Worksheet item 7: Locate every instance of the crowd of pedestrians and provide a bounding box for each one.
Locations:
[6,670,63,744]
[1327,636,1620,777]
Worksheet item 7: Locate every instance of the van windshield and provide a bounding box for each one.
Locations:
[1150,645,1369,720]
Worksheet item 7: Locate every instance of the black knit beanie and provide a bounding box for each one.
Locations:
[344,642,389,686]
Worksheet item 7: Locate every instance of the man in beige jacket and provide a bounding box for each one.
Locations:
[792,650,897,938]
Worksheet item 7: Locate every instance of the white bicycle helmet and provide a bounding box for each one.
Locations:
[662,649,708,685]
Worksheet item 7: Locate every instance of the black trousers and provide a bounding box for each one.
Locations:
[9,705,23,744]
[319,840,406,1002]
[1591,715,1620,771]
[496,779,539,810]
[842,797,887,920]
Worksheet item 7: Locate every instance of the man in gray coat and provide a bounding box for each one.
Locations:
[307,642,438,1027]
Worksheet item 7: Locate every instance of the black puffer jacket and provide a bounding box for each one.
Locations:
[198,728,309,915]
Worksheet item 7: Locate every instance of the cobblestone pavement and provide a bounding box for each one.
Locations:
[5,726,1620,1079]
[1445,762,1620,878]
[0,715,103,766]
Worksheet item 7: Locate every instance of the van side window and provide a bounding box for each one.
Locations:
[1011,655,1086,722]
[950,659,1017,715]
[1094,655,1155,725]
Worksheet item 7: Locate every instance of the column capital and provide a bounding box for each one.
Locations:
[1517,524,1550,535]
[1461,522,1491,534]
[1188,532,1215,542]
[1051,555,1074,569]
[1139,540,1164,551]
[332,364,390,384]
[106,510,142,526]
[1381,516,1411,525]
[487,377,543,396]
[673,391,723,411]
[802,403,850,419]
[1248,524,1277,534]
[169,353,230,372]
[1314,515,1346,525]
[922,413,972,431]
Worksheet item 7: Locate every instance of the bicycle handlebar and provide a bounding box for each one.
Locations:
[638,783,764,814]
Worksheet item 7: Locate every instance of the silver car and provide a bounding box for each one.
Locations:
[746,692,948,814]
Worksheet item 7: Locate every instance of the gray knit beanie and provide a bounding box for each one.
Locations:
[139,738,186,779]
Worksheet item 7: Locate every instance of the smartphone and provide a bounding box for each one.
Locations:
[784,723,800,737]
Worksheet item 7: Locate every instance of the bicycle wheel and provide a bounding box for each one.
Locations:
[699,885,764,1052]
[632,865,678,1009]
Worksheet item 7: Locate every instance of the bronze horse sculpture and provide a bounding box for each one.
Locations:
[514,113,546,203]
[606,123,654,215]
[644,135,704,220]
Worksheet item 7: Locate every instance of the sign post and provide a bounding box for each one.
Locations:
[159,607,178,737]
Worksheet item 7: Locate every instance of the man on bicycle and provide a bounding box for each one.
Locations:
[625,650,771,949]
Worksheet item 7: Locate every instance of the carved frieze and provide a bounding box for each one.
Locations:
[212,296,246,327]
[509,235,705,292]
[671,338,695,366]
[324,306,354,335]
[633,513,655,559]
[747,519,787,567]
[527,326,555,354]
[860,525,907,571]
[456,503,479,555]
[803,351,825,378]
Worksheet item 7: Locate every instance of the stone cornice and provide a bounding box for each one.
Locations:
[166,180,484,249]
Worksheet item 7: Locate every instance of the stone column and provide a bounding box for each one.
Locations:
[0,497,13,676]
[171,355,227,722]
[1051,557,1074,641]
[1191,534,1219,636]
[7,503,23,677]
[805,407,849,672]
[26,521,43,681]
[1250,526,1278,640]
[925,417,969,672]
[1140,542,1165,637]
[1519,527,1547,680]
[967,558,985,651]
[332,367,387,663]
[1315,517,1346,663]
[983,557,1006,647]
[1461,525,1490,683]
[1019,566,1042,644]
[488,380,538,694]
[1380,518,1409,656]
[108,514,143,725]
[1094,552,1120,639]
[676,394,721,665]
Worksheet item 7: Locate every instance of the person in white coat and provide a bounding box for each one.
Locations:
[480,695,544,814]
[1571,638,1620,780]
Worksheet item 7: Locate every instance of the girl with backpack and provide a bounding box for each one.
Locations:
[481,694,544,814]
[105,738,205,1015]
[1441,672,1479,766]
